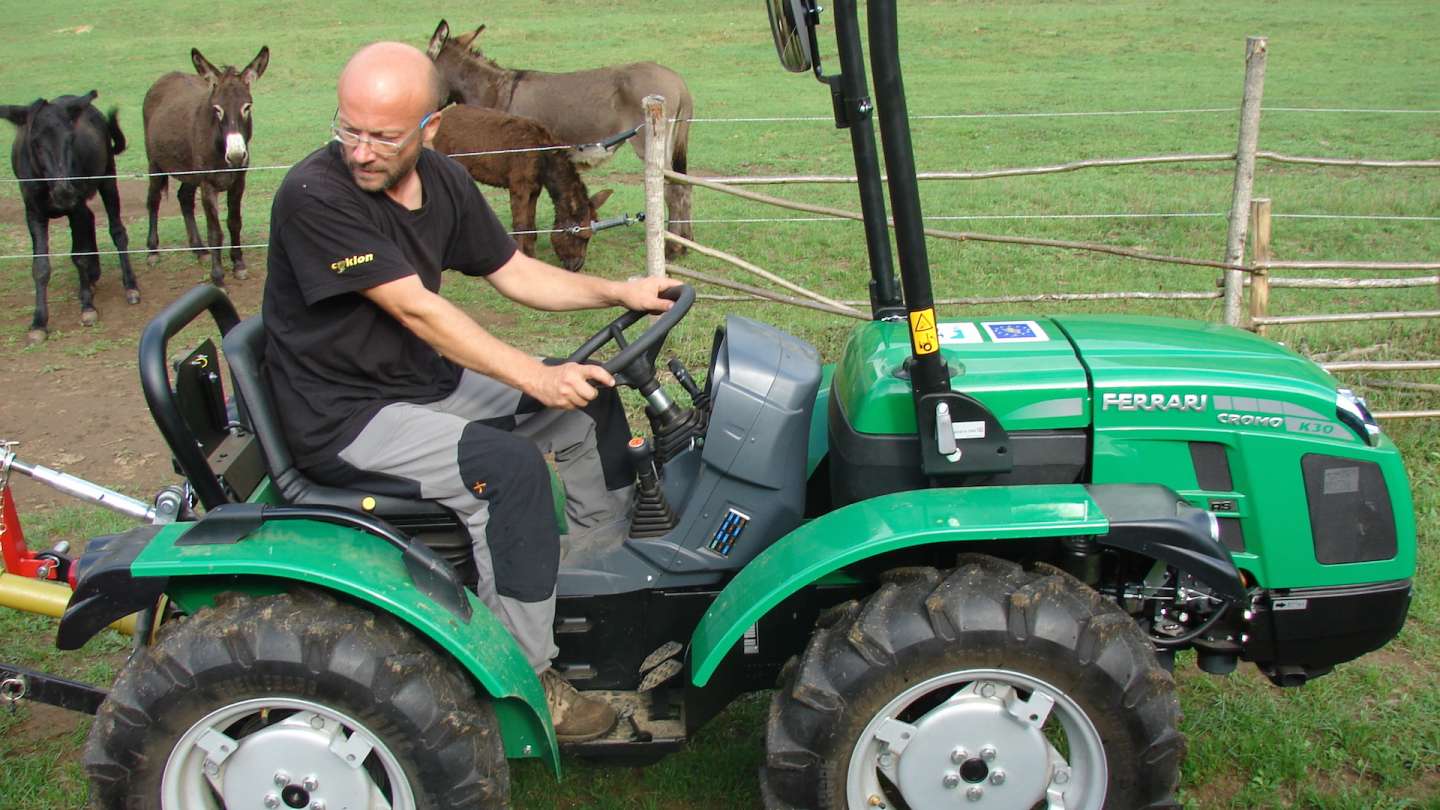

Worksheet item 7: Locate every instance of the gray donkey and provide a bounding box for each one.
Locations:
[142,46,268,286]
[427,21,693,257]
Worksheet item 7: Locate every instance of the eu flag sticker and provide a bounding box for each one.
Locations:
[982,320,1049,342]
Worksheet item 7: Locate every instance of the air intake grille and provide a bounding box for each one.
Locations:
[1301,455,1396,564]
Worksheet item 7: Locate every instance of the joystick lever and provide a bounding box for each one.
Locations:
[626,436,677,538]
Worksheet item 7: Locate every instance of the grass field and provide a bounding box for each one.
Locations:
[1,0,1437,807]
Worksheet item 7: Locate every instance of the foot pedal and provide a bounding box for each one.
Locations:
[639,658,683,693]
[640,640,683,673]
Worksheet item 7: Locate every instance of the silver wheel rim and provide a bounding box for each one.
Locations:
[160,696,417,810]
[846,668,1107,810]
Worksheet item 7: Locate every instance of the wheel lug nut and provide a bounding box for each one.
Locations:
[943,772,961,789]
[273,771,291,787]
[309,802,326,810]
[979,745,997,762]
[303,776,320,791]
[878,751,894,768]
[263,795,281,809]
[950,747,969,764]
[979,683,997,698]
[1054,767,1071,785]
[990,768,1006,786]
[967,786,984,801]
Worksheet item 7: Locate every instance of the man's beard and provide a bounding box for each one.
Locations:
[344,146,421,192]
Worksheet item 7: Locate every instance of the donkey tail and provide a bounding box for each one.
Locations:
[105,107,127,156]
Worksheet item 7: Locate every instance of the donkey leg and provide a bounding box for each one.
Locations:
[226,175,247,280]
[177,182,208,261]
[67,205,102,327]
[25,208,53,344]
[100,178,140,304]
[663,182,692,260]
[510,187,538,257]
[199,185,226,287]
[145,172,167,267]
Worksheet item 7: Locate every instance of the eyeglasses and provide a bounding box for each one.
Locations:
[331,109,435,158]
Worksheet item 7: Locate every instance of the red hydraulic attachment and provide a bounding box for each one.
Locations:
[1,482,56,581]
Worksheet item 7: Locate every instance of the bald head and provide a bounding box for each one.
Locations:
[338,41,446,118]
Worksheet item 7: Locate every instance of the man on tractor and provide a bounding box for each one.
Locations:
[260,40,679,742]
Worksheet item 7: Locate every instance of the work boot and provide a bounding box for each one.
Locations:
[540,668,618,743]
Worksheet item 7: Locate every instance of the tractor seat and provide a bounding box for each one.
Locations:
[222,316,458,523]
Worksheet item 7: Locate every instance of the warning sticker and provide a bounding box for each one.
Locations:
[909,308,939,354]
[939,322,982,345]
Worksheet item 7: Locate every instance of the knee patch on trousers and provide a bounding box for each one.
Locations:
[458,423,560,602]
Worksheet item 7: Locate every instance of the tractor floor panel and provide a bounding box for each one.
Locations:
[560,689,687,762]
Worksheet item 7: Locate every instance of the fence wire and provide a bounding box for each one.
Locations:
[0,227,572,261]
[686,105,1440,124]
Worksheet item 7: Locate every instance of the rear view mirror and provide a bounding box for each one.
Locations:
[767,0,816,73]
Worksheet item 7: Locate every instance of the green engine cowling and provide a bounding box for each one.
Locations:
[826,315,1416,593]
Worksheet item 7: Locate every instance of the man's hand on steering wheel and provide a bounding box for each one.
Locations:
[614,276,684,314]
[529,362,616,409]
[567,283,696,392]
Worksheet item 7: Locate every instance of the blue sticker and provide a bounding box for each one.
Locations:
[707,508,751,557]
[982,320,1049,343]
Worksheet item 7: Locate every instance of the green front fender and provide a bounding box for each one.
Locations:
[130,519,559,775]
[690,485,1109,687]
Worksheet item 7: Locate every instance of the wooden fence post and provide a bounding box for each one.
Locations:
[1223,36,1268,326]
[1249,198,1272,334]
[643,95,669,279]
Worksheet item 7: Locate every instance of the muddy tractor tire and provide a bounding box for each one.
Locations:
[84,588,509,809]
[762,556,1185,810]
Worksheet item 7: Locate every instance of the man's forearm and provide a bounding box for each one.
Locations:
[366,280,548,394]
[487,252,625,311]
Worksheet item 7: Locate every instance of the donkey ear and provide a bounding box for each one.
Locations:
[242,46,270,86]
[192,48,220,81]
[455,24,484,51]
[427,20,450,59]
[590,189,614,211]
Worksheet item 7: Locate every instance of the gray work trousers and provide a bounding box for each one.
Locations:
[333,369,633,672]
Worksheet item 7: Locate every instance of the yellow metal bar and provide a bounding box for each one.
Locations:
[0,570,136,635]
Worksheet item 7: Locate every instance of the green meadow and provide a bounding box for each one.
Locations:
[0,1,1435,807]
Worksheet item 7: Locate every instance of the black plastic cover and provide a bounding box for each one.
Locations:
[827,394,1088,506]
[1086,483,1245,601]
[1245,579,1411,679]
[57,526,168,650]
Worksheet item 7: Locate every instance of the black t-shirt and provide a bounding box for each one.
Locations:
[262,141,516,469]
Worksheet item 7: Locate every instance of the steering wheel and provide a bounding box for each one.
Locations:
[566,283,695,390]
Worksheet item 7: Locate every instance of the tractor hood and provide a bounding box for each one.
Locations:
[833,315,1345,438]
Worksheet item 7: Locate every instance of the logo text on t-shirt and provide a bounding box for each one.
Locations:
[330,253,375,273]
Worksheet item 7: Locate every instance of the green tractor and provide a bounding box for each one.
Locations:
[0,1,1414,808]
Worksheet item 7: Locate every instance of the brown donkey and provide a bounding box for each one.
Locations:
[433,104,612,272]
[142,46,268,286]
[426,20,691,258]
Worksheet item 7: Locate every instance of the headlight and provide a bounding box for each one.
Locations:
[1335,388,1381,446]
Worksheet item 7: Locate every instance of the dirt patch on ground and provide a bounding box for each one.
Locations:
[3,251,264,519]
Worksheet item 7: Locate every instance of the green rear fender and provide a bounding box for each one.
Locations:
[129,519,560,774]
[690,485,1109,687]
